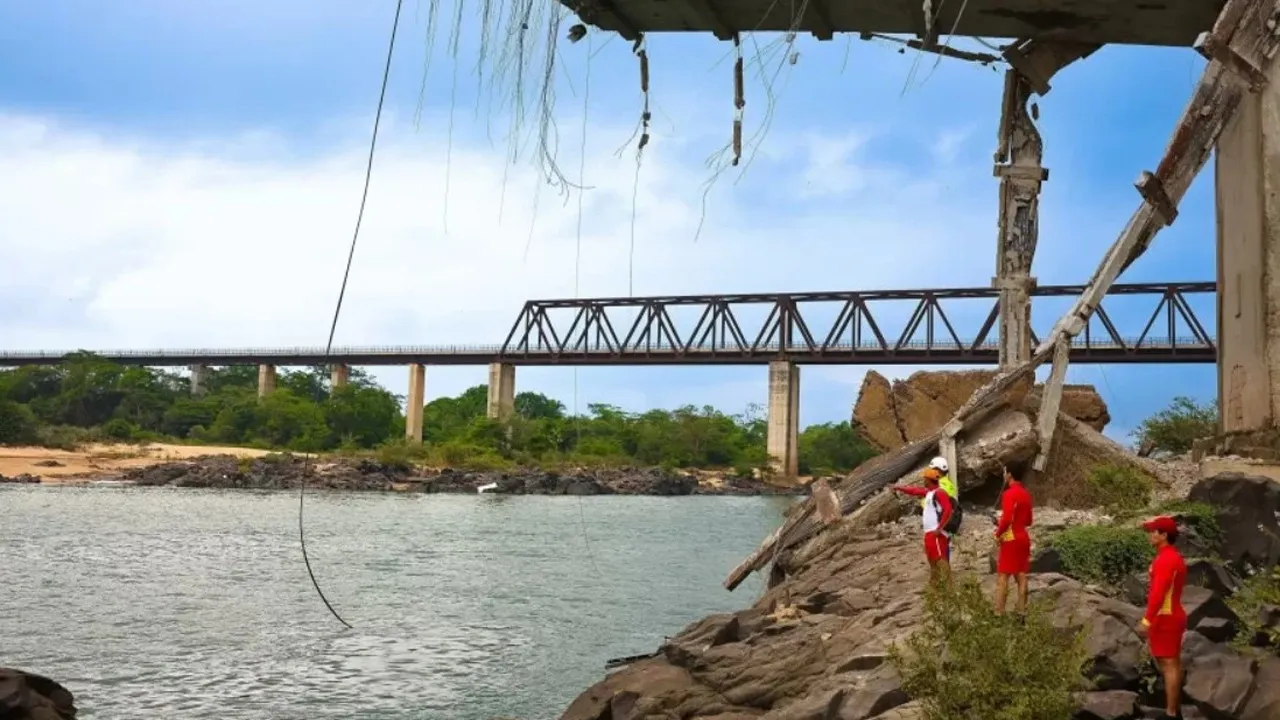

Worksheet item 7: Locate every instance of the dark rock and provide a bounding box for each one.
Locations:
[1250,603,1280,647]
[1240,657,1280,720]
[1185,558,1238,597]
[1181,638,1257,719]
[1187,473,1280,572]
[0,473,41,484]
[1182,586,1239,643]
[1030,546,1065,574]
[0,668,76,719]
[1073,690,1140,720]
[32,460,62,467]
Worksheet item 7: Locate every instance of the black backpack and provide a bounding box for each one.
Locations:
[933,492,964,535]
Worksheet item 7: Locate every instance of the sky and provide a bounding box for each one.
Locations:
[0,0,1222,443]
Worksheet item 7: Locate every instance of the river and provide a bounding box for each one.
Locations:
[0,485,788,720]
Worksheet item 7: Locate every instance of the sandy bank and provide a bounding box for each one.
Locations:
[0,443,272,483]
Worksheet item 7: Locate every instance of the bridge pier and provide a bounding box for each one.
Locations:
[486,362,516,421]
[1215,62,1280,433]
[766,360,799,480]
[189,364,208,395]
[257,364,276,398]
[405,363,425,443]
[330,364,350,390]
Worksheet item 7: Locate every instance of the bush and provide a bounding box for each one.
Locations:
[101,418,137,441]
[0,400,39,445]
[1086,464,1154,514]
[890,576,1088,720]
[1228,567,1280,652]
[1050,524,1155,587]
[1133,396,1218,455]
[1159,500,1222,551]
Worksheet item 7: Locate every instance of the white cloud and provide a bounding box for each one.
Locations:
[0,107,1016,419]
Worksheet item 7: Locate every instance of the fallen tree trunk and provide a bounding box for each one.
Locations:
[724,0,1280,592]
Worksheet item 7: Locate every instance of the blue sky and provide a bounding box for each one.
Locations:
[0,0,1219,442]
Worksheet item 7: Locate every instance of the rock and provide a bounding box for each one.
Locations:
[1181,634,1257,718]
[1030,547,1065,574]
[1185,559,1237,598]
[1187,472,1280,571]
[851,370,1110,454]
[0,668,76,719]
[1073,690,1140,720]
[1250,603,1280,647]
[1182,586,1240,643]
[1240,657,1280,720]
[0,473,41,484]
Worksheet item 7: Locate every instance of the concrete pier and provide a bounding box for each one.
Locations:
[405,363,425,443]
[1215,60,1280,433]
[189,364,208,395]
[486,362,516,421]
[330,364,350,390]
[766,360,800,480]
[257,364,277,398]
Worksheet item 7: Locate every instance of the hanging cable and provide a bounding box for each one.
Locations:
[298,0,404,631]
[628,35,650,297]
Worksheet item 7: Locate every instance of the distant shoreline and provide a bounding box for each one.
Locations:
[0,444,806,497]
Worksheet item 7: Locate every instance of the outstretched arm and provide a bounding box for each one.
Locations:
[894,485,928,498]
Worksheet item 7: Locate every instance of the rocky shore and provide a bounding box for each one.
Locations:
[0,453,802,496]
[0,668,76,719]
[561,471,1280,720]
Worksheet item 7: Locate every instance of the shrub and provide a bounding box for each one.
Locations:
[1228,567,1280,652]
[1133,396,1218,455]
[890,576,1088,720]
[101,418,137,441]
[1158,500,1222,551]
[0,400,39,445]
[1086,464,1154,514]
[1050,524,1155,587]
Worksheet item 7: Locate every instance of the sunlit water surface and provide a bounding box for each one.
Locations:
[0,486,787,719]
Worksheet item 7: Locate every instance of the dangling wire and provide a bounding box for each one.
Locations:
[731,33,745,167]
[628,35,651,297]
[298,0,404,631]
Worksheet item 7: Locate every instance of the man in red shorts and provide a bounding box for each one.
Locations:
[993,463,1033,615]
[1140,515,1187,720]
[893,468,954,588]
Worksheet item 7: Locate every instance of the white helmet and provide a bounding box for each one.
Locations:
[928,456,949,474]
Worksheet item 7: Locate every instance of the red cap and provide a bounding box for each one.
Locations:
[1142,515,1178,534]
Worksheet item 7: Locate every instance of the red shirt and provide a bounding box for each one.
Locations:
[995,480,1034,543]
[1144,544,1187,625]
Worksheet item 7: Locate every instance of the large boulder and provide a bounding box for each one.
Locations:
[0,668,76,719]
[851,370,1110,453]
[1188,472,1280,572]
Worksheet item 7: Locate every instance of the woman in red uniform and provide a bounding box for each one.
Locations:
[1140,515,1186,720]
[993,464,1033,615]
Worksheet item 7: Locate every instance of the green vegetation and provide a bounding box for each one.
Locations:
[1048,524,1155,587]
[0,353,877,474]
[890,577,1088,720]
[1085,463,1154,514]
[1159,500,1222,551]
[1133,396,1218,455]
[1228,568,1280,653]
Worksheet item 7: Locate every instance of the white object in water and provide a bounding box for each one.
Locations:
[476,482,499,494]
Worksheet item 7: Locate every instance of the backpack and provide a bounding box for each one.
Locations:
[933,492,964,535]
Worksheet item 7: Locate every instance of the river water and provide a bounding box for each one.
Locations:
[0,485,787,720]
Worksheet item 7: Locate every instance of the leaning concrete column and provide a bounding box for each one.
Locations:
[330,364,350,389]
[188,364,208,396]
[1215,57,1280,433]
[405,363,425,443]
[257,364,277,398]
[486,362,516,420]
[766,360,800,480]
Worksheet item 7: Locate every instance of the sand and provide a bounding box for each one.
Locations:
[0,443,273,483]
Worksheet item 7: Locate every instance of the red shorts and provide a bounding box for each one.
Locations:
[997,537,1031,575]
[924,531,950,563]
[1147,617,1187,659]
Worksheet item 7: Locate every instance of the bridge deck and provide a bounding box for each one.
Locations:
[564,0,1222,46]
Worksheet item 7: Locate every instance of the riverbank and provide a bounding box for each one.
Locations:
[0,445,804,496]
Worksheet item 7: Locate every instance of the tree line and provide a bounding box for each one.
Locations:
[0,354,878,476]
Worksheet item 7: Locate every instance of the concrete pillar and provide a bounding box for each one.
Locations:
[766,360,800,480]
[405,363,425,443]
[1215,63,1280,433]
[257,364,277,398]
[188,364,208,396]
[486,362,516,420]
[330,364,350,390]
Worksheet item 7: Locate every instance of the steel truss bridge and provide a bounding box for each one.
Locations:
[0,282,1217,368]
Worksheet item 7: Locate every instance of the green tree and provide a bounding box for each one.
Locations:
[1134,396,1218,454]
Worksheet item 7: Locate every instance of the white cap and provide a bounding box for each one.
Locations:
[928,456,949,473]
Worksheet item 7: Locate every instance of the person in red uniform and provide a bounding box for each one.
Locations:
[1140,515,1187,720]
[893,468,954,588]
[993,464,1033,615]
